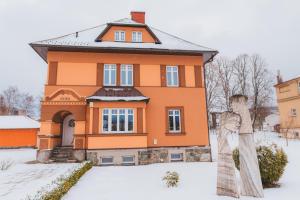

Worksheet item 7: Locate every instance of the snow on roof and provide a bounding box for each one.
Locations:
[30,18,217,53]
[0,116,40,129]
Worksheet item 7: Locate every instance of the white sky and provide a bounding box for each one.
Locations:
[0,0,299,96]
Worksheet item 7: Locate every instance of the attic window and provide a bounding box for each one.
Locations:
[115,31,125,42]
[132,31,142,42]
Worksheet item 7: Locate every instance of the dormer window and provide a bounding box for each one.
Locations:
[132,31,142,42]
[114,31,125,42]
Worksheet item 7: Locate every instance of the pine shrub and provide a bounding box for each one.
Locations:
[232,145,288,187]
[162,171,179,187]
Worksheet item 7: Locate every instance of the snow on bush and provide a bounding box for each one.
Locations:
[0,159,14,170]
[162,171,179,187]
[24,162,92,200]
[233,144,288,187]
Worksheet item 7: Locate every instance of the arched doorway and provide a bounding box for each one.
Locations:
[62,114,75,146]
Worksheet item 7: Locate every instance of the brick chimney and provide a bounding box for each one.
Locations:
[131,11,145,24]
[277,70,283,84]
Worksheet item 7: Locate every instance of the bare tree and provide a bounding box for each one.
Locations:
[205,61,221,113]
[233,54,249,95]
[249,54,273,129]
[0,86,38,118]
[216,57,237,110]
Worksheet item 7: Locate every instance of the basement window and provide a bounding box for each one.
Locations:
[291,108,297,117]
[170,153,183,162]
[101,157,114,166]
[122,155,135,165]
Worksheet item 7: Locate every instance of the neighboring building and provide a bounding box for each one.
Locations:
[30,12,218,165]
[263,113,280,132]
[0,116,39,148]
[275,74,300,138]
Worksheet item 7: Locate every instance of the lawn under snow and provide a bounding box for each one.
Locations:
[0,149,80,200]
[63,132,300,200]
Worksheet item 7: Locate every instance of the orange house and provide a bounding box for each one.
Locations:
[0,116,39,148]
[30,12,218,165]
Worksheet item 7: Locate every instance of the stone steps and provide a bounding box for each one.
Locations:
[50,146,78,163]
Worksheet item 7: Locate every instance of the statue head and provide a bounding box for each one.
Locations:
[219,111,241,134]
[229,94,248,114]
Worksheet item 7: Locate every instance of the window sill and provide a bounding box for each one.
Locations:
[89,133,147,137]
[165,132,186,136]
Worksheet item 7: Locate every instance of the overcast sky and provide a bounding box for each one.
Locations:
[0,0,299,96]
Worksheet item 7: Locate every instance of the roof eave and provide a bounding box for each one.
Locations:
[30,44,218,62]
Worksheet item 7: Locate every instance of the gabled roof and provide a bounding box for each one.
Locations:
[30,18,218,62]
[0,116,40,129]
[87,87,149,103]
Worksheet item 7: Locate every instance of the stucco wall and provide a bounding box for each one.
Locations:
[0,129,37,148]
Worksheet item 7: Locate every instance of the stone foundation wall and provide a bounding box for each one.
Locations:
[87,146,211,166]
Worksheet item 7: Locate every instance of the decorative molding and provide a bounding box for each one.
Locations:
[46,88,85,102]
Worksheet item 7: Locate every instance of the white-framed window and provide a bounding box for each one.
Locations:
[132,31,142,42]
[168,109,181,132]
[121,64,133,86]
[114,31,125,42]
[104,64,116,86]
[170,153,183,162]
[101,157,113,166]
[122,155,135,165]
[291,108,297,117]
[166,66,179,87]
[102,108,134,133]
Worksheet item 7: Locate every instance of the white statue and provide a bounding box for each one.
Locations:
[217,111,241,198]
[230,95,264,198]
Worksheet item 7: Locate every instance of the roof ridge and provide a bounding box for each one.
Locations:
[149,26,216,51]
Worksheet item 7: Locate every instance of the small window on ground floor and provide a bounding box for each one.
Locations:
[101,157,114,166]
[170,153,183,162]
[122,155,135,165]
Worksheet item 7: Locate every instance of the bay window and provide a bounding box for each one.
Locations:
[166,66,179,87]
[121,64,133,86]
[102,109,134,133]
[104,64,116,86]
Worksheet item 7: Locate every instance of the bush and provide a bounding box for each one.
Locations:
[162,171,179,187]
[25,162,93,200]
[232,145,288,187]
[0,160,14,170]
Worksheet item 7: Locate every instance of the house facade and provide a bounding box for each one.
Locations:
[30,12,217,165]
[275,75,300,139]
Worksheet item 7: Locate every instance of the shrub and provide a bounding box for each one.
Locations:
[25,161,93,200]
[232,145,288,187]
[162,171,179,187]
[0,160,14,170]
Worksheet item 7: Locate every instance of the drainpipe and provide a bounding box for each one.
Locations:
[203,51,218,162]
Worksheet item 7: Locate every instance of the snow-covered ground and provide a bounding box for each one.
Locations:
[63,132,300,200]
[0,149,80,200]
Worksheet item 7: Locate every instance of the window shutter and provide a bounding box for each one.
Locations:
[116,64,121,86]
[137,108,143,133]
[92,108,99,134]
[96,63,104,86]
[160,65,166,87]
[48,62,58,85]
[133,64,140,86]
[194,65,202,87]
[180,107,185,133]
[179,65,186,87]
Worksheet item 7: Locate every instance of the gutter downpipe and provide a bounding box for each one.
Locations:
[203,52,218,162]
